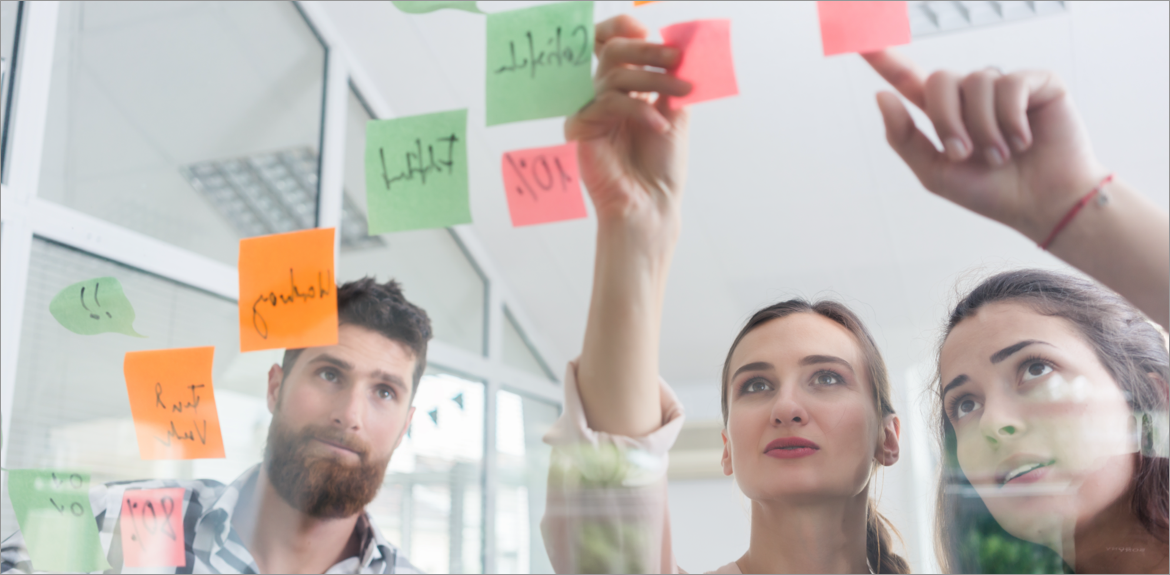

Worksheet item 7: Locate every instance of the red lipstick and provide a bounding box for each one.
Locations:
[764,437,820,459]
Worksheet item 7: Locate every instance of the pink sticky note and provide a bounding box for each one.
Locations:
[660,19,739,110]
[502,142,588,227]
[120,488,186,568]
[817,1,911,56]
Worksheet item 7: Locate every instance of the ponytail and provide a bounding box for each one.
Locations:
[866,499,911,574]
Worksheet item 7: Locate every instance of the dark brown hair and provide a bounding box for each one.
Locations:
[720,299,911,574]
[933,269,1169,573]
[282,277,433,396]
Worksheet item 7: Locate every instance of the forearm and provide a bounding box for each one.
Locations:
[577,218,677,437]
[1042,178,1170,331]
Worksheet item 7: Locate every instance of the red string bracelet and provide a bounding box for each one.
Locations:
[1039,173,1115,251]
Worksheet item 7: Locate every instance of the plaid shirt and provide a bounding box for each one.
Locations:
[1,464,420,574]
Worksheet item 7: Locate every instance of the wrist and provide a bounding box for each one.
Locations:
[1016,166,1112,244]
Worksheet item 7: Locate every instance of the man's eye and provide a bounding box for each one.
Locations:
[1022,361,1053,381]
[814,371,843,386]
[742,378,771,394]
[319,369,339,383]
[376,386,396,401]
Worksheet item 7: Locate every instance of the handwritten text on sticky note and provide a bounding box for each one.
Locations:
[238,227,338,351]
[486,1,594,126]
[364,109,471,234]
[120,488,186,568]
[124,346,225,460]
[49,276,145,337]
[817,1,910,56]
[502,142,587,227]
[660,19,739,110]
[7,469,110,573]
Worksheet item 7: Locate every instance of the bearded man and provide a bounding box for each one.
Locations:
[2,277,429,574]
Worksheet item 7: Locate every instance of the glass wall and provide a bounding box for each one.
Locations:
[495,390,560,574]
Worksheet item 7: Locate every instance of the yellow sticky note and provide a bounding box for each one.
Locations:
[238,228,338,352]
[124,346,225,460]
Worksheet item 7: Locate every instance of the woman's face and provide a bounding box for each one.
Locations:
[940,302,1137,547]
[722,313,898,502]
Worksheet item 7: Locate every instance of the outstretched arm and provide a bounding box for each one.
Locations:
[865,51,1169,331]
[570,15,692,437]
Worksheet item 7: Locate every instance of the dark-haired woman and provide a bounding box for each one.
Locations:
[864,52,1169,572]
[540,16,910,573]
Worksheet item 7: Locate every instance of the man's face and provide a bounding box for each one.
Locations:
[264,323,416,518]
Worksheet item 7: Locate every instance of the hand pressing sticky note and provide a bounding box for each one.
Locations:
[49,276,145,337]
[486,1,594,126]
[238,227,338,351]
[365,110,471,234]
[120,488,186,568]
[660,19,739,110]
[817,1,910,56]
[502,142,587,227]
[7,469,110,573]
[124,346,225,460]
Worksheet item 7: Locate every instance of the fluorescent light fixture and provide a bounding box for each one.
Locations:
[181,147,383,249]
[909,1,1067,37]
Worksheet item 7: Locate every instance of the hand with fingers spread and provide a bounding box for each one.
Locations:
[864,51,1108,243]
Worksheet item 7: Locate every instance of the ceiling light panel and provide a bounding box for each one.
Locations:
[909,1,1067,37]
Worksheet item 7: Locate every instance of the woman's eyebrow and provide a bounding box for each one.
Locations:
[942,374,968,401]
[800,354,853,373]
[732,361,773,380]
[989,340,1052,364]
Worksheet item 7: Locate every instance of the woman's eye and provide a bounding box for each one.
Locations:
[955,397,982,419]
[743,378,771,394]
[814,372,843,386]
[1022,362,1053,381]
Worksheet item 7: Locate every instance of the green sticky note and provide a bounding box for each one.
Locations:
[486,1,595,126]
[7,469,111,573]
[392,1,483,14]
[364,109,471,234]
[49,276,146,337]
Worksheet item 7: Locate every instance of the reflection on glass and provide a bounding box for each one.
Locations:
[36,2,325,265]
[503,308,554,381]
[368,370,485,574]
[496,389,560,574]
[338,88,486,356]
[0,238,267,540]
[1,0,21,176]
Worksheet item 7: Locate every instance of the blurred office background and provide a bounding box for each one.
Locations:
[0,2,1166,573]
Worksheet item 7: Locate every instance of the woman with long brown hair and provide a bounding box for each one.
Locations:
[863,49,1169,572]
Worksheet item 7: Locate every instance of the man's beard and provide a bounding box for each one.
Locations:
[264,415,390,519]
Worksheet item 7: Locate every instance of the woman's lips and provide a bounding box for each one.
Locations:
[1002,462,1052,486]
[764,437,820,459]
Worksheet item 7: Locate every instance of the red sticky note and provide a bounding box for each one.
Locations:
[659,19,739,110]
[238,228,338,352]
[817,1,911,56]
[502,142,588,227]
[120,488,186,567]
[124,346,225,460]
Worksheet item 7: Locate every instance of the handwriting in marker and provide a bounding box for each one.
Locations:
[485,2,594,126]
[364,109,471,234]
[7,469,111,572]
[120,487,186,567]
[238,228,339,351]
[49,276,145,337]
[124,346,225,460]
[501,142,587,227]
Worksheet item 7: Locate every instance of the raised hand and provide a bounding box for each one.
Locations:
[567,15,692,236]
[864,50,1109,244]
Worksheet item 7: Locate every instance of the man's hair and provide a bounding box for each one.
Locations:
[281,277,433,397]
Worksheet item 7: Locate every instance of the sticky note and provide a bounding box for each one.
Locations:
[634,1,658,5]
[7,469,110,573]
[238,227,338,351]
[817,1,910,56]
[120,488,186,568]
[49,276,145,337]
[486,1,595,126]
[392,1,483,14]
[364,110,471,234]
[660,19,739,110]
[124,346,226,460]
[502,142,587,227]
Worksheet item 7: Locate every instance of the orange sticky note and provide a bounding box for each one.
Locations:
[634,1,658,5]
[238,228,338,352]
[120,488,186,567]
[124,347,225,460]
[502,142,588,227]
[817,1,910,56]
[660,19,739,110]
